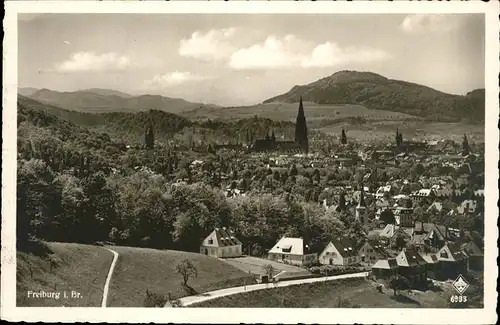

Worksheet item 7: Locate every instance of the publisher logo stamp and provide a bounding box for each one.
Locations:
[452,275,470,295]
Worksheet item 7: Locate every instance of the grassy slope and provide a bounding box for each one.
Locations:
[319,121,485,143]
[181,102,418,122]
[195,278,451,308]
[182,102,483,142]
[16,242,114,307]
[107,246,255,307]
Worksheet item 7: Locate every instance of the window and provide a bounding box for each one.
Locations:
[440,251,448,258]
[208,239,213,245]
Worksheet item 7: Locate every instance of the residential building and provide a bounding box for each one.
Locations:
[371,258,398,279]
[319,239,359,266]
[436,243,469,279]
[419,253,440,279]
[461,241,483,271]
[410,188,435,202]
[379,224,413,246]
[457,200,478,214]
[358,240,391,266]
[268,237,318,266]
[200,227,242,258]
[395,248,428,286]
[411,222,449,253]
[393,207,413,227]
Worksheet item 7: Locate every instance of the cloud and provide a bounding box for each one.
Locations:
[229,35,304,70]
[400,14,462,34]
[55,52,130,72]
[229,35,391,70]
[302,42,392,68]
[144,71,211,88]
[179,28,236,60]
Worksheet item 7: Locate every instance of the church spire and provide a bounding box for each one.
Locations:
[294,96,309,153]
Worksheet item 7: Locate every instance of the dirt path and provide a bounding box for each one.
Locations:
[174,271,369,307]
[101,248,119,307]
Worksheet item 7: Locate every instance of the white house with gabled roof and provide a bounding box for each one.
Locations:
[319,239,359,266]
[268,237,318,266]
[200,227,242,258]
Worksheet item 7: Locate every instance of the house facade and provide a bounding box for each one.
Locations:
[371,258,398,279]
[436,243,469,279]
[200,227,242,258]
[395,248,428,286]
[461,241,483,271]
[319,239,359,266]
[358,241,391,266]
[411,222,449,253]
[268,237,318,266]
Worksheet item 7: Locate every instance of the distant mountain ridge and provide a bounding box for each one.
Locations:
[264,70,485,123]
[18,87,39,97]
[24,88,220,114]
[78,88,133,98]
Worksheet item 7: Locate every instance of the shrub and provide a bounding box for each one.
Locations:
[143,290,168,307]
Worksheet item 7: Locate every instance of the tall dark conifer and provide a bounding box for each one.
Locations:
[341,128,347,145]
[462,133,470,156]
[294,96,309,153]
[338,192,346,211]
[145,125,155,149]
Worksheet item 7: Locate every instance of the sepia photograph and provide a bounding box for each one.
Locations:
[2,1,498,324]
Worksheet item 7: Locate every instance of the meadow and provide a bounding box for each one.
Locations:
[194,278,452,308]
[17,242,114,307]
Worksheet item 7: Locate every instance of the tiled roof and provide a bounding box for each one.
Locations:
[372,258,398,270]
[214,228,242,246]
[269,237,313,256]
[331,239,358,257]
[396,248,428,267]
[460,241,483,257]
[364,241,391,258]
[419,253,439,264]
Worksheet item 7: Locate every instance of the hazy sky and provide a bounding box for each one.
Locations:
[18,13,485,106]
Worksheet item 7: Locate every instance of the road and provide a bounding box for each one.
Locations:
[101,248,119,308]
[175,271,369,307]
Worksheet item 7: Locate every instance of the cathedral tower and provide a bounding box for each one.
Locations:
[294,96,309,153]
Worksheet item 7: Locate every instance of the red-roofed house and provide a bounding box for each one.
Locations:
[200,227,242,258]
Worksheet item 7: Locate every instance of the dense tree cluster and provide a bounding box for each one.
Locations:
[17,103,484,255]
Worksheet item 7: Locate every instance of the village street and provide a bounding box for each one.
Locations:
[173,271,370,307]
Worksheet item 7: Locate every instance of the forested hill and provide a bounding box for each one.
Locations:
[18,94,193,135]
[18,95,295,144]
[26,88,220,114]
[264,70,485,124]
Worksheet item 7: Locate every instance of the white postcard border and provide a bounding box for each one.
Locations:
[2,1,498,324]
